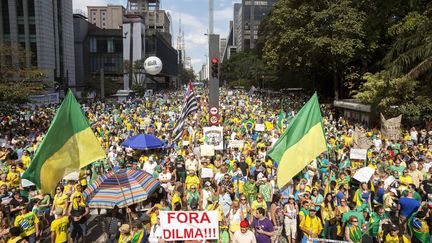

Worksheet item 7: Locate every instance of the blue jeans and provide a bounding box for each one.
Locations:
[302,235,319,243]
[25,233,36,243]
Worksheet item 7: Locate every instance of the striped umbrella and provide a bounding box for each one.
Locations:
[84,169,160,209]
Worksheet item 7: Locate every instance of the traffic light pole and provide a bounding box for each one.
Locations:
[208,34,220,126]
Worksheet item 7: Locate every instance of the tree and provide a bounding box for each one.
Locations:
[354,3,432,125]
[178,67,195,85]
[124,59,146,86]
[258,0,367,99]
[220,51,276,88]
[0,42,47,103]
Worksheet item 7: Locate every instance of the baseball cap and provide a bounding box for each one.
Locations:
[240,220,249,228]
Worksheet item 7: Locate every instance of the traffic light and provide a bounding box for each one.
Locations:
[211,57,219,78]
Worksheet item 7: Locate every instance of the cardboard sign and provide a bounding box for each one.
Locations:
[228,140,245,149]
[200,145,215,156]
[381,113,402,141]
[203,127,223,150]
[350,148,367,160]
[160,211,219,241]
[255,124,265,132]
[201,168,214,178]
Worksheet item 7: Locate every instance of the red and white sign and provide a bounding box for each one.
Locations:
[210,107,218,115]
[160,211,219,241]
[209,115,218,126]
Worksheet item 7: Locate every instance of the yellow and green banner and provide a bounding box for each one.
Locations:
[269,92,326,189]
[23,90,105,195]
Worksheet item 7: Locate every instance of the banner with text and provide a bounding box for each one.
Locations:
[203,127,224,150]
[381,113,402,141]
[160,211,219,241]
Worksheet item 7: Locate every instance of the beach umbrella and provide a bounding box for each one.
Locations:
[84,169,160,209]
[121,134,164,150]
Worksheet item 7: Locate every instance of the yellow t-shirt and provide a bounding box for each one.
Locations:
[14,212,39,237]
[384,234,409,243]
[54,193,69,211]
[21,155,31,168]
[300,215,323,238]
[6,236,23,243]
[7,172,20,188]
[50,216,69,243]
[251,200,267,215]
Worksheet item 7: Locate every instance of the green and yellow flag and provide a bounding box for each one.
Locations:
[23,90,105,194]
[269,93,326,189]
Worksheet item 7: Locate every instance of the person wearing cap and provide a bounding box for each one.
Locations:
[232,220,256,243]
[284,195,298,243]
[384,224,409,243]
[118,224,132,243]
[50,207,69,243]
[14,204,39,243]
[299,207,323,243]
[201,181,214,210]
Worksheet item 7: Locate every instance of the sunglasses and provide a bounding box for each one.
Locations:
[352,220,358,223]
[257,197,263,199]
[241,198,246,201]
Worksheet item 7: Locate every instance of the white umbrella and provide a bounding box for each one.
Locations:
[63,171,79,181]
[353,167,375,183]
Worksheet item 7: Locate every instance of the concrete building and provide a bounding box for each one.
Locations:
[220,38,227,57]
[87,5,125,29]
[74,13,124,92]
[233,3,242,47]
[0,0,75,88]
[237,0,276,51]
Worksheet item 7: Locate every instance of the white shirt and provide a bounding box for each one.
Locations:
[149,224,163,243]
[143,161,157,174]
[232,230,256,243]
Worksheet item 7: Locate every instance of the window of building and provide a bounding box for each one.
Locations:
[28,0,35,16]
[102,17,105,21]
[18,24,25,35]
[102,12,106,15]
[114,39,122,53]
[90,37,97,53]
[30,42,37,66]
[97,39,107,53]
[29,24,36,35]
[107,39,114,53]
[1,0,10,34]
[93,17,96,21]
[16,0,24,16]
[92,11,96,16]
[102,22,106,27]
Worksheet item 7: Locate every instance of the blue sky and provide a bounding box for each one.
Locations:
[73,0,239,72]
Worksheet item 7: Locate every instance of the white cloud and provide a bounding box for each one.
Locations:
[214,8,232,21]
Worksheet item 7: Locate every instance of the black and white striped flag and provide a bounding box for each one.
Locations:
[172,82,199,141]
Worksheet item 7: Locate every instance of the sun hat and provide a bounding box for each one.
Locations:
[119,224,130,234]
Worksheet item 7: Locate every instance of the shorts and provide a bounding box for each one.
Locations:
[71,221,87,239]
[284,217,297,239]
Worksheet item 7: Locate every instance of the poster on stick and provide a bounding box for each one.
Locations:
[203,127,223,150]
[160,211,219,241]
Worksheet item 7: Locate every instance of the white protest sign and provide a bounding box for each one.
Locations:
[203,127,224,150]
[255,124,265,132]
[160,211,219,241]
[200,145,215,156]
[228,140,244,149]
[201,168,214,178]
[350,148,367,160]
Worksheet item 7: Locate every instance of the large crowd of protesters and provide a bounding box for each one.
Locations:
[0,87,431,243]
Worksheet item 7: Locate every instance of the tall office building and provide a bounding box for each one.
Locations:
[0,0,75,87]
[87,5,125,29]
[237,0,276,51]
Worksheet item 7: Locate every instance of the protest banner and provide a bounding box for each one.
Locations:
[380,113,402,141]
[203,127,223,150]
[200,145,215,156]
[201,168,214,178]
[352,126,373,149]
[350,148,367,160]
[255,123,265,132]
[228,140,244,149]
[160,211,219,241]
